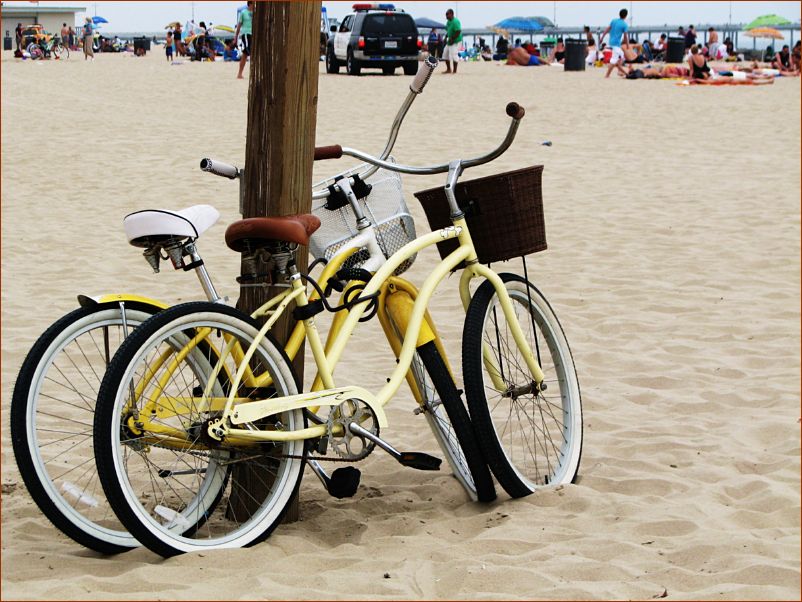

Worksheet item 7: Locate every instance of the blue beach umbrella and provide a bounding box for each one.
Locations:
[494,17,544,33]
[92,16,108,24]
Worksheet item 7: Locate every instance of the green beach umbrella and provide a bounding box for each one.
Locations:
[742,14,791,31]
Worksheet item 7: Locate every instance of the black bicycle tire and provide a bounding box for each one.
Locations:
[417,341,496,502]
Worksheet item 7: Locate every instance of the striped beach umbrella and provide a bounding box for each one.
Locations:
[743,27,785,40]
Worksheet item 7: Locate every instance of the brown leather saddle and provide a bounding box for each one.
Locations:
[225,214,322,253]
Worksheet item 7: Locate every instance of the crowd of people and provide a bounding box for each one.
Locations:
[491,6,800,84]
[162,1,252,78]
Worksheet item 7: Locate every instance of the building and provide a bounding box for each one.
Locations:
[2,4,86,41]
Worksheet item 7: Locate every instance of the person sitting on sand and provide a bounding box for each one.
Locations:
[552,38,566,63]
[791,41,801,73]
[771,45,793,73]
[688,45,710,80]
[223,39,239,61]
[506,46,550,66]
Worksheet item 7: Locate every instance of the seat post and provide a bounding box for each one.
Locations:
[184,242,222,302]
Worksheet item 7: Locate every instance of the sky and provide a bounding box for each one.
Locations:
[5,1,800,31]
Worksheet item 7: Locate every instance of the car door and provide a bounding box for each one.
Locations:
[335,15,353,59]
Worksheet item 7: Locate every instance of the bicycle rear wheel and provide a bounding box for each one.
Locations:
[94,302,305,557]
[462,273,583,498]
[11,302,160,554]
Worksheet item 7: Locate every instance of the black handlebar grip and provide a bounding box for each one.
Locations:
[314,145,343,161]
[506,102,526,120]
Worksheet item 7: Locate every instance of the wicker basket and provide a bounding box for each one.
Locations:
[310,161,416,275]
[413,165,547,264]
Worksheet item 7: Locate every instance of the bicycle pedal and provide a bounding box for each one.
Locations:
[397,452,442,471]
[328,466,361,499]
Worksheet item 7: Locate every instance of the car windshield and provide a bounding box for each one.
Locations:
[362,14,414,35]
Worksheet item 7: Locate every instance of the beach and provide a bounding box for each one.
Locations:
[1,49,800,600]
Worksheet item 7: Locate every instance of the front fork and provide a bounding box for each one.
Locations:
[454,218,546,391]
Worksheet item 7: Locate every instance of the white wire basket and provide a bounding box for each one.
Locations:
[310,160,416,275]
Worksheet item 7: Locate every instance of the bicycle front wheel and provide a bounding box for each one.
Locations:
[94,302,306,557]
[462,273,583,498]
[11,302,160,554]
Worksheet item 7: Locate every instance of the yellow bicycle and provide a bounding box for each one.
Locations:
[93,100,583,557]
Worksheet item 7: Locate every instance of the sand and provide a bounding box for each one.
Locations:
[1,49,800,600]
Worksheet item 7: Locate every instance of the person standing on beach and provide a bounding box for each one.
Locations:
[584,25,596,54]
[684,25,697,50]
[60,23,70,46]
[174,22,184,56]
[442,8,462,74]
[15,23,23,51]
[427,28,441,58]
[707,27,719,60]
[165,30,174,61]
[82,17,94,60]
[599,8,629,78]
[234,1,253,79]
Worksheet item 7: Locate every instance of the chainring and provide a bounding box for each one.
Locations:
[326,399,378,461]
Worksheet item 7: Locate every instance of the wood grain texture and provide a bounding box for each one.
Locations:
[235,0,322,523]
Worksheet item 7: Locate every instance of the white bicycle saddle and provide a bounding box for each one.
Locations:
[124,205,220,247]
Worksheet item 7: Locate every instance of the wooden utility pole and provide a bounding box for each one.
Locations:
[232,0,321,522]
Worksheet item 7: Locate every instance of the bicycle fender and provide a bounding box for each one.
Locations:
[384,290,436,347]
[77,293,169,310]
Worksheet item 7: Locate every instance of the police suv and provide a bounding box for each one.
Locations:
[326,3,421,76]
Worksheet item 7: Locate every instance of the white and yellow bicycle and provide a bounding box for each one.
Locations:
[93,100,583,557]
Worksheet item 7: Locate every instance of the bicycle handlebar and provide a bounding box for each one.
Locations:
[335,101,526,176]
[199,158,239,180]
[409,56,438,94]
[313,145,343,161]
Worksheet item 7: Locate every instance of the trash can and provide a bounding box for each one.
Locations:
[564,38,587,71]
[4,36,12,51]
[666,36,685,63]
[133,37,151,52]
[539,40,555,58]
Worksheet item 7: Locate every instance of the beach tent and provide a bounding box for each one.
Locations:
[415,17,445,30]
[494,17,544,33]
[742,14,791,30]
[530,16,554,28]
[743,27,785,40]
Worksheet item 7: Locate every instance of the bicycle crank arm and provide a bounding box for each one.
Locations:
[348,422,442,471]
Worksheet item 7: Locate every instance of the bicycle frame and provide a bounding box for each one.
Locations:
[208,215,545,445]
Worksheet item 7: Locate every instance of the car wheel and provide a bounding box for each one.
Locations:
[346,49,361,76]
[403,61,418,76]
[326,46,340,74]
